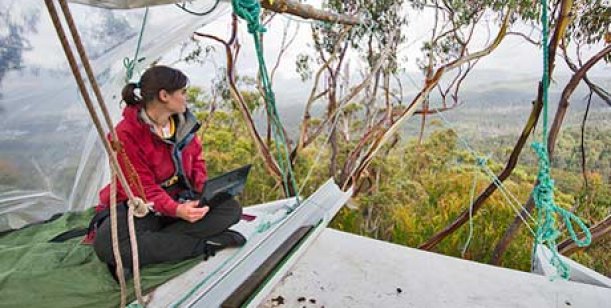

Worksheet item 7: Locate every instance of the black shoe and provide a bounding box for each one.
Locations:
[200,230,247,261]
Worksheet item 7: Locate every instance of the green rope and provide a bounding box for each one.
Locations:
[123,7,149,83]
[531,0,591,280]
[231,0,299,202]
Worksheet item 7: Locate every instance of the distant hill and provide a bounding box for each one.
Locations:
[269,69,610,140]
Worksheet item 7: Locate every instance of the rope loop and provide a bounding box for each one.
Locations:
[557,207,592,247]
[123,57,136,80]
[123,56,147,82]
[127,197,151,218]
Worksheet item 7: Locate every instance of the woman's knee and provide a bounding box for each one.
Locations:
[226,198,242,224]
[210,198,242,225]
[92,220,131,264]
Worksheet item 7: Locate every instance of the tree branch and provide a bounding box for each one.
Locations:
[292,27,351,161]
[261,0,362,26]
[561,44,611,106]
[193,17,283,181]
[342,9,513,192]
[548,44,611,155]
[507,31,540,46]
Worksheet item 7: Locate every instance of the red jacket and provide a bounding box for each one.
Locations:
[96,105,207,217]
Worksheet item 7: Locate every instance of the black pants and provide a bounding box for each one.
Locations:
[93,199,242,268]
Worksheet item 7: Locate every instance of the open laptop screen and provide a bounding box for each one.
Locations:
[199,164,252,207]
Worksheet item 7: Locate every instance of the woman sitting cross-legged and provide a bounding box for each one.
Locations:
[91,65,246,279]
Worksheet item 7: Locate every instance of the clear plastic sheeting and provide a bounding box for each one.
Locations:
[0,0,229,231]
[69,0,207,10]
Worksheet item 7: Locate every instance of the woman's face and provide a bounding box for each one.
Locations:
[161,87,188,114]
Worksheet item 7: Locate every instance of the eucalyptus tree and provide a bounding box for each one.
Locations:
[288,0,532,195]
[490,0,610,264]
[415,0,610,265]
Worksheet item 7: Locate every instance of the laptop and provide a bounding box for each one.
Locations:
[199,164,252,207]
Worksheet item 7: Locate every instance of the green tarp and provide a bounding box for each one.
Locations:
[0,209,199,307]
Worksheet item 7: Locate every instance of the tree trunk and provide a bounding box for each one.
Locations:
[328,75,339,180]
[489,197,536,264]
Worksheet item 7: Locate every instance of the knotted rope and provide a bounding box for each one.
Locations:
[531,0,591,279]
[231,0,299,201]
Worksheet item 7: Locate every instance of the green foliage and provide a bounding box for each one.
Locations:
[192,85,610,277]
[313,0,406,72]
[568,1,611,53]
[190,86,327,205]
[413,0,540,71]
[295,53,312,82]
[328,126,610,275]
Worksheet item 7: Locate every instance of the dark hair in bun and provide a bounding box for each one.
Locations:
[121,65,188,106]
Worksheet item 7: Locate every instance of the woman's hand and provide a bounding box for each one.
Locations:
[176,200,209,223]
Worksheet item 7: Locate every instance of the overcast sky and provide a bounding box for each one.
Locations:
[170,0,609,89]
[7,0,609,101]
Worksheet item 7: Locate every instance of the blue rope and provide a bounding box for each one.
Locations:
[531,0,591,280]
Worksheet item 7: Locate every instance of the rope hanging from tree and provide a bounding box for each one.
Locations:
[123,6,149,83]
[531,0,591,279]
[45,0,149,305]
[231,0,300,202]
[175,0,222,16]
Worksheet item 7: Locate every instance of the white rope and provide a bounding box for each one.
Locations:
[432,109,538,237]
[46,1,149,304]
[298,99,352,196]
[461,172,479,258]
[110,169,128,307]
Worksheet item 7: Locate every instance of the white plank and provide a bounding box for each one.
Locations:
[261,229,611,308]
[533,245,611,289]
